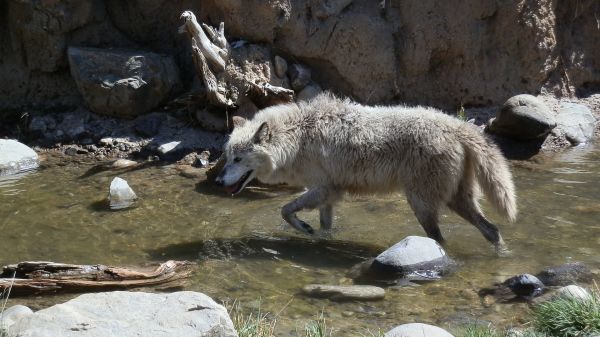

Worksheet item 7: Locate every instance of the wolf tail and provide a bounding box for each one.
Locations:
[460,126,517,222]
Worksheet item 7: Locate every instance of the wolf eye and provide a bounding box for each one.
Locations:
[234,157,242,162]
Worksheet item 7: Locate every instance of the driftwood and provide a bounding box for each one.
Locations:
[0,260,195,296]
[179,10,294,111]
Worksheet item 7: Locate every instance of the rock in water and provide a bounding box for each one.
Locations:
[487,94,556,140]
[555,103,596,145]
[369,236,452,280]
[553,285,591,301]
[386,323,454,337]
[503,274,544,299]
[302,284,385,301]
[108,177,137,210]
[536,262,593,286]
[7,291,237,337]
[0,140,39,176]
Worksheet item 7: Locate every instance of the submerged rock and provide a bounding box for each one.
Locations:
[386,323,454,337]
[536,262,593,286]
[488,94,556,140]
[503,274,544,299]
[302,284,385,301]
[368,236,452,281]
[108,177,137,210]
[0,140,39,176]
[7,291,237,337]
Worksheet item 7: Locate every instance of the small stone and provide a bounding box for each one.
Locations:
[197,150,211,167]
[302,284,385,301]
[157,141,181,155]
[99,137,114,147]
[288,64,312,91]
[503,274,544,298]
[64,147,78,156]
[111,159,138,169]
[274,55,288,78]
[58,111,87,140]
[386,323,454,337]
[487,94,556,140]
[108,177,137,210]
[553,285,591,301]
[86,144,98,152]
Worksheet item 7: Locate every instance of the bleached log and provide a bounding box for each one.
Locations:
[191,37,233,107]
[180,11,228,73]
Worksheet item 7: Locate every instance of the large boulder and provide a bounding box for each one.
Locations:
[6,291,237,337]
[487,94,556,140]
[503,274,545,299]
[68,47,181,118]
[555,103,597,145]
[0,140,39,176]
[368,236,452,280]
[386,323,454,337]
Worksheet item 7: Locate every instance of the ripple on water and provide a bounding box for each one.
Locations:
[1,146,600,334]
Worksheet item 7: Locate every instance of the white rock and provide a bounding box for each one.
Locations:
[386,323,454,337]
[157,141,181,154]
[108,177,137,209]
[8,291,237,337]
[374,236,450,275]
[0,305,34,330]
[0,139,39,176]
[553,285,592,301]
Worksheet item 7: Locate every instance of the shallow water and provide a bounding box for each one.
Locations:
[1,145,600,336]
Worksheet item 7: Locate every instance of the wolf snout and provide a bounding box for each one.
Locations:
[215,174,225,186]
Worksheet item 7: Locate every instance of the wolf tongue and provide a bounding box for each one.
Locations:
[224,181,240,194]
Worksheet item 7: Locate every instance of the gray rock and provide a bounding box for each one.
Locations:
[58,111,87,140]
[555,103,597,145]
[488,94,556,140]
[0,305,33,330]
[553,285,591,301]
[386,323,454,337]
[296,82,323,101]
[536,262,593,286]
[288,64,312,91]
[503,274,544,298]
[0,140,39,176]
[99,137,114,147]
[68,47,181,118]
[108,177,137,210]
[370,236,452,280]
[274,55,288,78]
[8,291,237,337]
[302,284,385,301]
[110,159,138,169]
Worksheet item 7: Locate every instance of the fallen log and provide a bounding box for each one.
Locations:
[0,260,195,296]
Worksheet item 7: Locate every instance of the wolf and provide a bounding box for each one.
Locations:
[215,93,517,251]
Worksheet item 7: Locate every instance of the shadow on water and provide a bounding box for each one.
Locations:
[147,232,385,269]
[78,160,163,179]
[194,179,303,200]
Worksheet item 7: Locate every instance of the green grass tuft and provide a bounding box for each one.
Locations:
[228,301,276,337]
[533,288,600,337]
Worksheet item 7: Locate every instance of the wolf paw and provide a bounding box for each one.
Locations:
[298,220,315,235]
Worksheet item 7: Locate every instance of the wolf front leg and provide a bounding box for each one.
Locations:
[281,186,339,234]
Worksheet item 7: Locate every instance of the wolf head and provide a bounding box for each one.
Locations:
[215,116,275,194]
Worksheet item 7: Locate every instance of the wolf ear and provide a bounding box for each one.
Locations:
[253,122,271,144]
[232,116,247,128]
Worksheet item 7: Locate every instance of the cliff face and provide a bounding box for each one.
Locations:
[1,0,598,111]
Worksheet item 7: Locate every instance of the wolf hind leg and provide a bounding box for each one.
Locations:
[447,182,506,253]
[406,193,444,244]
[319,204,333,230]
[281,186,339,235]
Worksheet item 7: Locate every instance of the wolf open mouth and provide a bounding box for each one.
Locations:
[224,170,253,195]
